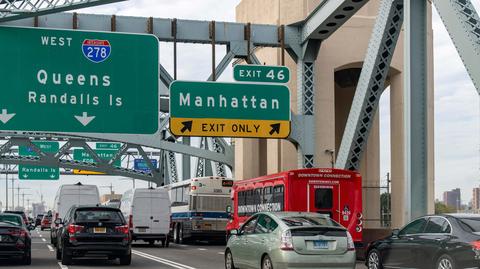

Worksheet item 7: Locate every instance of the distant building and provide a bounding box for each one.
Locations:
[443,188,461,211]
[100,193,122,204]
[473,187,480,211]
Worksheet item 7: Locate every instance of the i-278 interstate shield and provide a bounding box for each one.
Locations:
[169,81,290,138]
[0,26,159,134]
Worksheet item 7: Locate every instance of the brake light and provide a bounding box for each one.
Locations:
[129,215,133,229]
[280,230,294,251]
[191,186,197,190]
[67,224,83,235]
[470,240,480,250]
[10,229,27,237]
[115,225,129,235]
[347,232,355,251]
[54,213,59,227]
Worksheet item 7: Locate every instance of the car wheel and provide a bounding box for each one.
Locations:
[367,249,383,269]
[262,255,273,269]
[119,253,132,266]
[225,250,236,269]
[436,254,455,269]
[61,246,73,265]
[41,227,44,231]
[173,224,179,244]
[21,250,31,265]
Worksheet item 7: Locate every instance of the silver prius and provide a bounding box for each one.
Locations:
[225,212,356,269]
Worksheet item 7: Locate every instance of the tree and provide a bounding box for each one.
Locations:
[435,202,456,214]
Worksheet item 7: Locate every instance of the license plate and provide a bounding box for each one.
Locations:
[137,228,147,233]
[94,227,106,234]
[312,240,329,249]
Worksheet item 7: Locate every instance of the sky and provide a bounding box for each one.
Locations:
[0,0,479,209]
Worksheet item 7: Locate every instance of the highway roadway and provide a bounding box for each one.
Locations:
[4,229,367,269]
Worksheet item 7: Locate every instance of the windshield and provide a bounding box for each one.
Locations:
[0,215,23,226]
[458,218,480,233]
[281,216,340,227]
[74,209,124,223]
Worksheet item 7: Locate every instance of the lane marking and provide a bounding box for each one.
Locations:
[218,252,224,255]
[133,250,197,269]
[39,234,43,237]
[57,261,68,269]
[177,244,188,247]
[42,238,46,242]
[197,248,207,251]
[47,244,54,252]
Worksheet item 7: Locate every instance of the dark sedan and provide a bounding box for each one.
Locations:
[366,214,480,269]
[55,205,131,265]
[0,213,32,265]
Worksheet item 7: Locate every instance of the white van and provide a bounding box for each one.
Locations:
[120,188,170,247]
[50,183,100,246]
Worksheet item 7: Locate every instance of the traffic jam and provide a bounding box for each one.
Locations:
[0,168,478,269]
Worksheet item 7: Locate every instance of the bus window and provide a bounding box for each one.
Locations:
[238,191,246,217]
[263,187,273,203]
[315,188,333,209]
[273,185,284,211]
[254,188,262,205]
[182,186,190,204]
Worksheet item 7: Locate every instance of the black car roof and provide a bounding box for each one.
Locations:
[72,205,121,211]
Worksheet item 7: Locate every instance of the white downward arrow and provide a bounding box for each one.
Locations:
[0,109,15,124]
[74,112,96,127]
[23,174,28,178]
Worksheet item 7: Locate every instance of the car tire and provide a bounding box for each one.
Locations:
[119,253,132,266]
[436,254,455,269]
[165,238,170,248]
[21,250,31,265]
[173,224,179,244]
[367,249,383,269]
[261,255,273,269]
[224,250,236,269]
[61,247,73,265]
[41,227,44,231]
[56,247,62,260]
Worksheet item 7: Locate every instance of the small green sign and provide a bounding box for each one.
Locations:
[233,65,290,83]
[96,142,121,150]
[19,141,59,180]
[73,149,121,166]
[0,26,159,134]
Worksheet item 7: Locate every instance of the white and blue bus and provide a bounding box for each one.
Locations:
[166,177,233,243]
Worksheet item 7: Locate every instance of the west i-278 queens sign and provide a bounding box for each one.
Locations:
[0,26,159,134]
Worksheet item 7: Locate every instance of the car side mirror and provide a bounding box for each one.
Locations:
[54,218,63,225]
[230,229,239,236]
[392,229,400,237]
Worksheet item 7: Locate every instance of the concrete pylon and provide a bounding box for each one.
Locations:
[235,0,434,229]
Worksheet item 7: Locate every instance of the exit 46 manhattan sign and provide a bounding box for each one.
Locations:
[169,81,290,138]
[0,26,159,134]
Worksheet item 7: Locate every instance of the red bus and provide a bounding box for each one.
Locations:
[227,168,363,246]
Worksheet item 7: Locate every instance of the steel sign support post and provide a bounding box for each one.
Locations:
[336,0,404,171]
[404,0,429,221]
[433,0,480,94]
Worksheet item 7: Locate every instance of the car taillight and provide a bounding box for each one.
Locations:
[10,229,27,238]
[347,232,355,251]
[129,215,133,229]
[67,224,83,235]
[470,240,480,250]
[280,230,294,251]
[115,225,129,235]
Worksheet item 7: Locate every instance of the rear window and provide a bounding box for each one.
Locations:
[281,216,340,227]
[315,189,333,209]
[0,215,23,226]
[458,218,480,233]
[74,209,124,223]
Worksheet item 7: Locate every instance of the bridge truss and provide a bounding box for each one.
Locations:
[0,0,478,220]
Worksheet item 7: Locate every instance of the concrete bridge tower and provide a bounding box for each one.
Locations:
[235,0,435,229]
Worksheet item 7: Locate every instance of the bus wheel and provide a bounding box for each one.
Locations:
[173,224,179,244]
[178,224,185,244]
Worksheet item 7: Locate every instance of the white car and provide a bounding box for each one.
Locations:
[120,188,171,247]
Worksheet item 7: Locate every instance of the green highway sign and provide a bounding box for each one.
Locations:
[169,81,291,138]
[73,149,121,167]
[19,141,59,180]
[0,26,159,134]
[233,65,290,83]
[96,142,121,150]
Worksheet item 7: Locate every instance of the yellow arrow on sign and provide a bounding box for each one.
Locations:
[170,118,290,138]
[73,169,106,175]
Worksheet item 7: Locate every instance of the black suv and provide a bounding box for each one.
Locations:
[55,205,131,265]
